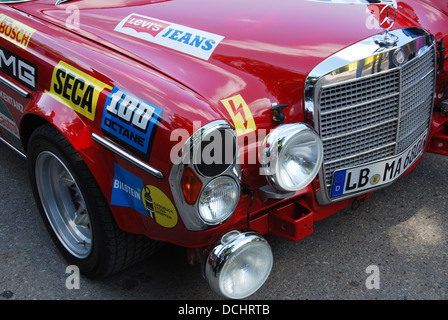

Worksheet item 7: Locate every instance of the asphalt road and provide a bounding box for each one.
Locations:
[0,142,447,301]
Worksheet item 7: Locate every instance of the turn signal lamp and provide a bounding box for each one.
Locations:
[181,167,203,205]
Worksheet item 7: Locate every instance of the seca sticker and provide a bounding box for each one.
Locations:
[114,13,224,61]
[47,61,111,121]
[101,86,163,161]
[0,14,36,49]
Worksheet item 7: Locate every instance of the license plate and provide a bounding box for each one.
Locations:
[330,130,428,198]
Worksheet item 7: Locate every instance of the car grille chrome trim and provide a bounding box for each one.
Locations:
[304,28,436,205]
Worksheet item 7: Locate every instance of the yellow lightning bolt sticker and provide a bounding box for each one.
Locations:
[221,94,256,136]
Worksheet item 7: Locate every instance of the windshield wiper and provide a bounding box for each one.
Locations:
[55,0,74,5]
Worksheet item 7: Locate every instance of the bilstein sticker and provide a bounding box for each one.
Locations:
[101,86,163,161]
[221,94,256,136]
[111,164,178,228]
[114,13,224,61]
[111,163,147,216]
[0,14,36,49]
[47,61,111,121]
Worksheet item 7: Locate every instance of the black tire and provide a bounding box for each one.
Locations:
[27,124,161,278]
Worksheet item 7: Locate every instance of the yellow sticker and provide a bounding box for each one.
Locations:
[370,174,380,185]
[0,14,36,49]
[46,61,111,121]
[142,185,178,228]
[221,94,256,136]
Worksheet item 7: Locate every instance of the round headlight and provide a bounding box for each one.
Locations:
[219,239,273,299]
[194,128,237,178]
[205,231,273,299]
[261,123,323,192]
[198,176,239,225]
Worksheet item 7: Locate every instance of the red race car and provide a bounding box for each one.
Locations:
[0,0,447,299]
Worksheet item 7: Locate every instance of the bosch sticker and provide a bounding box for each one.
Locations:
[0,14,36,49]
[111,164,178,228]
[221,94,256,136]
[47,61,111,121]
[114,13,224,61]
[101,86,162,161]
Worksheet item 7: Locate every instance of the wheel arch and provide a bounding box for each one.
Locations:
[19,103,151,238]
[19,113,52,155]
[19,110,113,208]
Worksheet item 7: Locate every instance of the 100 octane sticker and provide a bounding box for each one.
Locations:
[101,86,163,161]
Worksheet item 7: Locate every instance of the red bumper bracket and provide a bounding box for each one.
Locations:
[268,201,314,242]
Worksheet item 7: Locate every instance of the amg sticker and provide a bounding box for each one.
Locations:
[114,13,224,61]
[47,61,111,121]
[101,86,162,161]
[0,46,37,91]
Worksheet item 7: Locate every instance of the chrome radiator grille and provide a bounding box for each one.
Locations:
[317,43,436,199]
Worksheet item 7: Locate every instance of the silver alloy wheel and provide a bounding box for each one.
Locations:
[35,151,92,258]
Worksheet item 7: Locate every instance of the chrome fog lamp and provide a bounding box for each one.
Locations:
[260,123,323,192]
[198,176,239,225]
[205,230,273,299]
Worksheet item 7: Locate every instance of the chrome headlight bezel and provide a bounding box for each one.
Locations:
[260,123,323,192]
[169,120,241,231]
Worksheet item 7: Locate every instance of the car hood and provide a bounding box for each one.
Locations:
[14,0,440,120]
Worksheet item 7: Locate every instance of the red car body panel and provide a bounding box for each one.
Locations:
[1,0,448,249]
